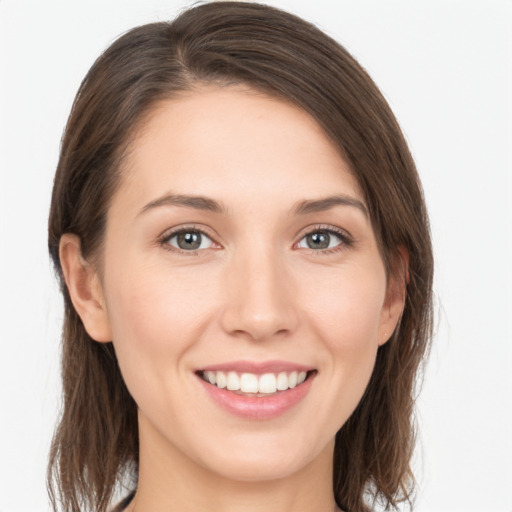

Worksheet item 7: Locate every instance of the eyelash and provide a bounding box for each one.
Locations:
[158,224,217,256]
[296,224,354,256]
[158,224,354,256]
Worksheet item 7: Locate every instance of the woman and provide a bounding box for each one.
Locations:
[47,2,433,512]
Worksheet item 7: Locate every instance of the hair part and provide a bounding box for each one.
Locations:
[48,3,433,512]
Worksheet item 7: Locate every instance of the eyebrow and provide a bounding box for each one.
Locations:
[293,195,368,217]
[138,192,368,217]
[139,193,226,216]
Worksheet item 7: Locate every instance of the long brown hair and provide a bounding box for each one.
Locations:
[47,3,433,511]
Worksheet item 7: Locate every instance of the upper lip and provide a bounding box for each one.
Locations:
[198,360,315,375]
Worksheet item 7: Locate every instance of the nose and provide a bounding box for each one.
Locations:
[220,247,298,342]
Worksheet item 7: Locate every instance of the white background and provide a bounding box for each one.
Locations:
[0,1,510,511]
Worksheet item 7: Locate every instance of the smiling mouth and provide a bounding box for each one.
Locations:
[197,370,317,397]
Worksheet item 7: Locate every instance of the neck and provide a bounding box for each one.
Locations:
[128,414,340,512]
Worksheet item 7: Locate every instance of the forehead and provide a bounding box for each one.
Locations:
[117,85,364,212]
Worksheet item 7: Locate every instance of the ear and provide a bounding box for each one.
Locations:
[59,233,112,343]
[378,247,409,346]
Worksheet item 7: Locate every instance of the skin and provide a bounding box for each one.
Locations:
[60,86,405,512]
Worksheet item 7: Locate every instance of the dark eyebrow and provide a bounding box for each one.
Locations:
[293,195,368,217]
[138,192,367,218]
[139,193,225,216]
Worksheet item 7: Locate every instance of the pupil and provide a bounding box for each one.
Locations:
[178,231,201,250]
[307,232,330,249]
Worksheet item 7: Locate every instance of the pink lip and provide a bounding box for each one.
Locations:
[199,360,315,375]
[196,369,317,421]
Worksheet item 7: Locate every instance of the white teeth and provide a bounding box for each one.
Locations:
[258,373,277,393]
[226,371,240,391]
[276,372,288,391]
[240,373,259,393]
[203,369,310,394]
[216,371,227,389]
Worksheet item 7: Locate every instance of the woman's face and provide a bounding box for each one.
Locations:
[93,86,401,482]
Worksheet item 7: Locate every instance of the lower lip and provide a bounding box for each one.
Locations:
[196,373,316,420]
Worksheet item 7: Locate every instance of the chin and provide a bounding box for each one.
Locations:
[204,453,307,483]
[193,430,331,483]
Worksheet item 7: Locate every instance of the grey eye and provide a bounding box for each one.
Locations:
[298,230,343,250]
[168,230,214,251]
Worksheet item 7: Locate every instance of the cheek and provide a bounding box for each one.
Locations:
[102,259,216,404]
[301,265,386,348]
[105,256,214,340]
[299,265,386,409]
